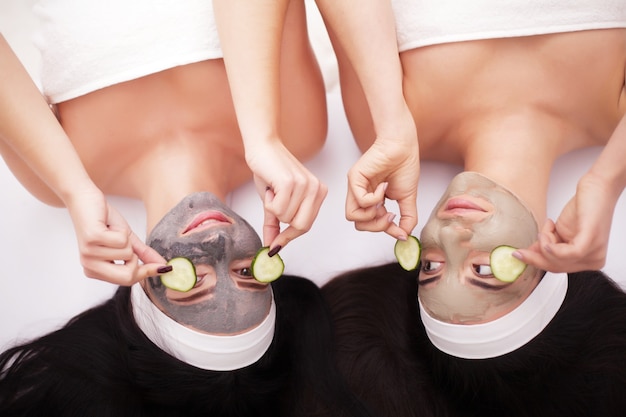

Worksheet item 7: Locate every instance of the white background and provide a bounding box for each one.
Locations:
[1,0,625,351]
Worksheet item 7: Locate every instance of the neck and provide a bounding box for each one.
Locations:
[120,144,250,234]
[467,162,549,226]
[462,112,564,225]
[132,168,232,233]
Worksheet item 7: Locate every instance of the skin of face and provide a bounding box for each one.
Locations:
[143,192,272,335]
[418,172,542,324]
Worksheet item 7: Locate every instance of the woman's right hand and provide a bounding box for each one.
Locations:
[65,190,169,285]
[1,36,168,286]
[246,139,327,254]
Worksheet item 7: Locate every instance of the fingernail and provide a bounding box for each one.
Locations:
[387,213,396,223]
[512,251,523,260]
[268,245,282,257]
[157,265,173,274]
[397,234,407,241]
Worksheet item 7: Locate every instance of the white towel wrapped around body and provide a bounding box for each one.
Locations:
[33,0,222,103]
[392,0,626,51]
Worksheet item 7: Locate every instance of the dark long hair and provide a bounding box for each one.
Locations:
[0,275,373,417]
[322,263,626,417]
[322,262,450,417]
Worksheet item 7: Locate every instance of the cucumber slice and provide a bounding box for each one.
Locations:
[251,247,284,283]
[160,257,197,292]
[394,235,421,271]
[490,245,527,283]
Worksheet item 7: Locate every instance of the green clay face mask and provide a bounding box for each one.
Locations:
[418,172,540,324]
[145,192,272,334]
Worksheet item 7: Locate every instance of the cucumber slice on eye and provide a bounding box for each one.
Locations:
[394,235,422,271]
[160,257,197,292]
[251,247,285,283]
[490,245,527,283]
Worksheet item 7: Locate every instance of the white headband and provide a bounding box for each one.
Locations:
[131,283,276,371]
[419,272,568,359]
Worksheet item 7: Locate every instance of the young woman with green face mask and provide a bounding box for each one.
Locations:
[322,171,626,417]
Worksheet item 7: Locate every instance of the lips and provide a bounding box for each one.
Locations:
[440,197,490,219]
[445,197,486,212]
[183,210,232,234]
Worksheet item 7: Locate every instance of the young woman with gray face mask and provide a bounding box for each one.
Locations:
[0,7,368,412]
[0,0,327,288]
[0,192,374,417]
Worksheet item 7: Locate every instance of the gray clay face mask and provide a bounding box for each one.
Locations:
[418,172,541,324]
[145,192,272,334]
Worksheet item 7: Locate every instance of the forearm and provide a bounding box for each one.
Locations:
[315,0,408,136]
[0,36,98,204]
[587,114,626,198]
[212,0,289,154]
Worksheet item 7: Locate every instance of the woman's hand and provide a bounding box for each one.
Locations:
[246,139,327,253]
[346,119,419,240]
[65,190,169,285]
[0,36,169,286]
[514,173,621,272]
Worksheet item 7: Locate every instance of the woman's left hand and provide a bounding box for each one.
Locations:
[346,129,420,241]
[514,173,620,272]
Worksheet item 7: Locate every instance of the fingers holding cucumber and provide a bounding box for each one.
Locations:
[159,257,197,292]
[490,245,527,283]
[158,248,284,292]
[395,235,421,271]
[393,237,527,284]
[251,247,285,283]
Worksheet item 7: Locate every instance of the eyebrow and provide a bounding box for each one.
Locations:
[418,275,509,291]
[234,279,267,291]
[468,278,510,291]
[170,288,212,303]
[418,275,441,286]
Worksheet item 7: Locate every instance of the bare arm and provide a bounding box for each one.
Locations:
[588,114,626,192]
[0,35,166,284]
[213,0,327,253]
[0,36,95,203]
[212,0,286,146]
[315,0,419,239]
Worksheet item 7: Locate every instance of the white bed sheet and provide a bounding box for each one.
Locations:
[1,0,625,352]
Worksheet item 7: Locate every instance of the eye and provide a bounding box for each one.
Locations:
[234,267,253,278]
[421,260,443,274]
[192,275,204,288]
[473,264,493,277]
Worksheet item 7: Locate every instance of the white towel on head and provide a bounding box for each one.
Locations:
[392,0,626,51]
[33,0,222,103]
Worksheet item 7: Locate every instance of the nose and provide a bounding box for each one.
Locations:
[439,223,473,284]
[441,223,473,245]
